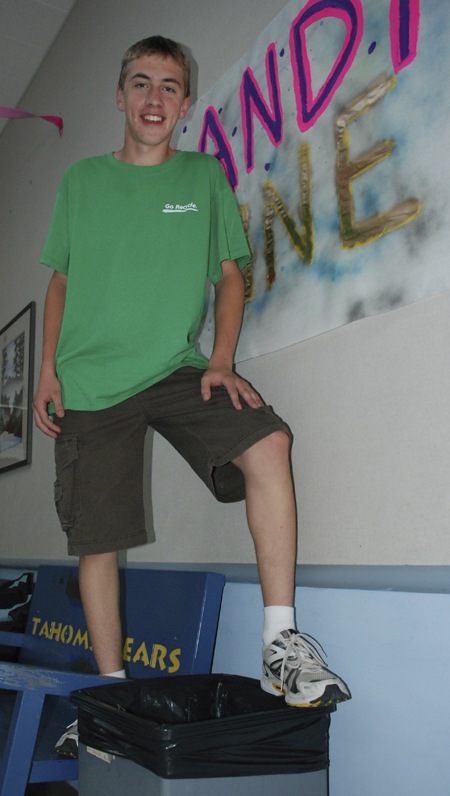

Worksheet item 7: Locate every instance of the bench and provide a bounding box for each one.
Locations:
[0,565,225,796]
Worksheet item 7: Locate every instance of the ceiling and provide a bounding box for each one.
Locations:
[0,0,77,135]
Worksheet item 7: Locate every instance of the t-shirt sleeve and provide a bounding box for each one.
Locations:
[39,169,71,274]
[208,160,252,285]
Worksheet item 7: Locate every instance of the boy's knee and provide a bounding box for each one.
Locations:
[234,430,291,472]
[260,430,291,459]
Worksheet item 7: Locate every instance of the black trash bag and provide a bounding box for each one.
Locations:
[71,673,334,779]
[0,572,34,662]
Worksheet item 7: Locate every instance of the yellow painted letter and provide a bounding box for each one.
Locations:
[263,144,314,289]
[168,648,181,673]
[132,641,150,667]
[150,644,167,671]
[122,637,134,663]
[335,74,421,248]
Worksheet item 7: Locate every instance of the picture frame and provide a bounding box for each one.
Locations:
[0,302,36,474]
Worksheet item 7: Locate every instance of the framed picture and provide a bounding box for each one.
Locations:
[0,302,36,474]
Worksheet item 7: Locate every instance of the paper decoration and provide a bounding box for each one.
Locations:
[0,105,63,135]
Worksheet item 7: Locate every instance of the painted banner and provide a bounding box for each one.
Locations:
[178,0,449,361]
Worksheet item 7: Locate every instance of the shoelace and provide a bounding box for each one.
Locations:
[279,632,328,687]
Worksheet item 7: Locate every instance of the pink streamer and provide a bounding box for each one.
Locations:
[0,105,63,136]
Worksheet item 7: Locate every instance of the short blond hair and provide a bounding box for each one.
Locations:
[118,35,191,97]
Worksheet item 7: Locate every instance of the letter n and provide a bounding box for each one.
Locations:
[240,42,283,174]
[263,144,314,289]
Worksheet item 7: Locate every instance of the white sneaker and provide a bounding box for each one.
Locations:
[261,629,351,707]
[55,719,78,758]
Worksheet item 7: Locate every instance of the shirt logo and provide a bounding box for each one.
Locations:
[162,202,199,214]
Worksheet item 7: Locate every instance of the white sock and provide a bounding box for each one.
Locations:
[105,668,126,678]
[263,606,296,646]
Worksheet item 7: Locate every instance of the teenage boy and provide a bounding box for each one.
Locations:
[33,35,350,755]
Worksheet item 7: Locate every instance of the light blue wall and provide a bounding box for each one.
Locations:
[212,580,450,796]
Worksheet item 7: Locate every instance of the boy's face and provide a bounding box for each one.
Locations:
[116,54,190,154]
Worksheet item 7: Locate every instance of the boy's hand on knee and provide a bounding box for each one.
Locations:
[201,366,263,410]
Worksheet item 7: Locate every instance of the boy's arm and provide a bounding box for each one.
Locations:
[32,270,67,438]
[201,260,262,410]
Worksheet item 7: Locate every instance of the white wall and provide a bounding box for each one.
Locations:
[1,0,449,565]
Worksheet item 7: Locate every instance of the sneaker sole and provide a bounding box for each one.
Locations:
[285,683,351,708]
[55,742,78,759]
[261,677,351,708]
[260,676,285,697]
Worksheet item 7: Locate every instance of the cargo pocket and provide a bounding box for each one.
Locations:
[54,434,81,534]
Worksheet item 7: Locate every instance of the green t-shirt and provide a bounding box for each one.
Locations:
[40,151,251,411]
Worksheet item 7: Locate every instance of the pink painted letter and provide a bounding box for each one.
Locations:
[240,42,283,174]
[198,106,239,190]
[390,0,420,73]
[289,0,364,132]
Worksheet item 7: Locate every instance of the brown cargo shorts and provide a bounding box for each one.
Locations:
[53,367,291,555]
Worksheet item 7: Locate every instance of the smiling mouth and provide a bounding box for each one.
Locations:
[143,114,163,123]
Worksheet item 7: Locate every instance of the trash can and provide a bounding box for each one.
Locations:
[72,673,334,795]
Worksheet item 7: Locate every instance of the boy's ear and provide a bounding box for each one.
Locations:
[116,85,125,112]
[179,95,191,120]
